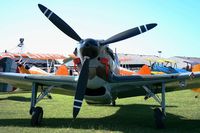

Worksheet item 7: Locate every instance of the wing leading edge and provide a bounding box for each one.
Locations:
[0,72,78,95]
[108,72,200,98]
[1,71,200,97]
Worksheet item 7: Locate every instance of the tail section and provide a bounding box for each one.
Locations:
[55,65,69,76]
[119,67,135,76]
[119,65,151,76]
[192,64,200,72]
[192,64,200,95]
[18,63,69,76]
[137,65,151,75]
[18,64,31,74]
[18,64,49,75]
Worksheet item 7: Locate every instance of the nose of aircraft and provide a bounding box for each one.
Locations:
[80,39,99,59]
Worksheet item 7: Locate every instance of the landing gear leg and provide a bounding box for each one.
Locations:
[143,83,166,129]
[154,82,166,129]
[30,83,43,126]
[154,108,164,129]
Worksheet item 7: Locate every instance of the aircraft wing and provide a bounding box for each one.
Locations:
[108,72,200,98]
[0,72,78,95]
[1,71,200,98]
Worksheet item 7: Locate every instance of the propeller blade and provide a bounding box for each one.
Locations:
[38,4,82,42]
[73,57,90,119]
[100,23,157,45]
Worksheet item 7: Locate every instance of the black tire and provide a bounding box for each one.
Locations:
[154,108,165,129]
[31,106,43,126]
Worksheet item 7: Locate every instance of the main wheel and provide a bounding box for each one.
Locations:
[154,108,165,129]
[31,106,43,126]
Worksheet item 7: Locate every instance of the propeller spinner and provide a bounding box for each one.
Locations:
[38,4,157,119]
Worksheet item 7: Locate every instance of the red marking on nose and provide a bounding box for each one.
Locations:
[100,58,109,64]
[100,58,109,80]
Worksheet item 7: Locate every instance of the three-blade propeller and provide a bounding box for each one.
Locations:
[38,4,157,119]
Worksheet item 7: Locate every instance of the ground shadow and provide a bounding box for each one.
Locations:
[0,104,199,132]
[0,96,31,102]
[0,96,51,102]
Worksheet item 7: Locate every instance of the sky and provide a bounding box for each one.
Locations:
[0,0,200,58]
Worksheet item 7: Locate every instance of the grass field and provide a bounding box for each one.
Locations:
[0,90,200,133]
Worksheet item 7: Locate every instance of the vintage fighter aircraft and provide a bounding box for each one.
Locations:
[1,4,200,128]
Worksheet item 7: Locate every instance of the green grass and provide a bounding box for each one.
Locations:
[0,90,200,133]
